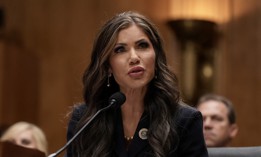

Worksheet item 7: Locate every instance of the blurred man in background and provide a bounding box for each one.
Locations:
[197,94,239,147]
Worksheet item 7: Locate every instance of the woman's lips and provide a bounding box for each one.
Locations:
[128,66,145,78]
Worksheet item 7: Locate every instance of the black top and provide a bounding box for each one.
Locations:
[65,104,208,157]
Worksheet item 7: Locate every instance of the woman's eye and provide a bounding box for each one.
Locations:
[114,46,125,53]
[138,42,149,49]
[21,139,31,145]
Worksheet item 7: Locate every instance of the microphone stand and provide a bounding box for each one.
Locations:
[48,103,113,157]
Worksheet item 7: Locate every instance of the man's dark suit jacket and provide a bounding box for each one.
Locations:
[65,104,208,157]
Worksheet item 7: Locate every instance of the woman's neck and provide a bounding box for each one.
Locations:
[121,105,143,140]
[120,89,145,139]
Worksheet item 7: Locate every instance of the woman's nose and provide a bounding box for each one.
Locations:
[129,48,140,65]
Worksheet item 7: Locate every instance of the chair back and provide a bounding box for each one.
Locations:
[208,146,261,157]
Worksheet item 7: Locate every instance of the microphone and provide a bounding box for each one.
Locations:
[48,92,126,157]
[108,91,126,108]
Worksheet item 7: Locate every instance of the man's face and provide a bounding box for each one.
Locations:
[197,100,237,147]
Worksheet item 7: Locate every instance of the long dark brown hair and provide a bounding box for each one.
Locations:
[73,11,181,157]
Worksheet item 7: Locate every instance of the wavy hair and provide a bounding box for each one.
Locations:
[73,11,180,157]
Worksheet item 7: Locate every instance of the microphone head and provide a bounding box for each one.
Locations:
[109,92,126,108]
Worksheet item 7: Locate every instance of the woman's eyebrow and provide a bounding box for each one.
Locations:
[135,38,149,44]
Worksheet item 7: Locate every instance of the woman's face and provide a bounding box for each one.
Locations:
[10,129,38,149]
[109,24,156,92]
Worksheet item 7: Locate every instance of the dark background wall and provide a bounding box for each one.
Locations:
[0,0,260,153]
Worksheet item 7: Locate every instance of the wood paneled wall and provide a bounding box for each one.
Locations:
[1,35,40,123]
[0,0,261,153]
[219,1,261,146]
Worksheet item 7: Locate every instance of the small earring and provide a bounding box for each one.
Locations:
[107,73,111,87]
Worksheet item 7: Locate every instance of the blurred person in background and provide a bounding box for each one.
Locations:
[196,94,239,147]
[0,121,48,155]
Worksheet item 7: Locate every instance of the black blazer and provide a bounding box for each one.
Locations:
[65,104,208,157]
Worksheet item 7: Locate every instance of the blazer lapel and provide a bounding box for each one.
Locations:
[114,111,150,157]
[114,109,128,157]
[127,113,150,157]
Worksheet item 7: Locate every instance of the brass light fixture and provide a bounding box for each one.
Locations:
[167,19,220,105]
[166,0,229,105]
